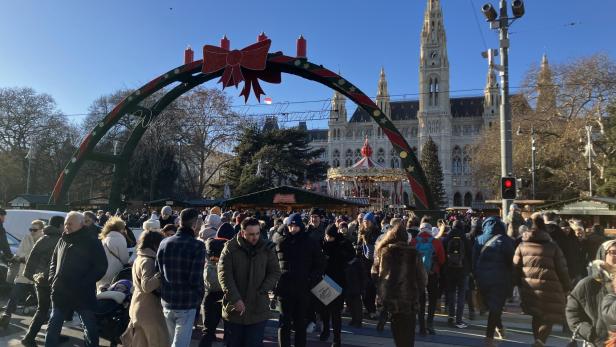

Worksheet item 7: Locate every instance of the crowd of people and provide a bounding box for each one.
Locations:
[1,204,616,346]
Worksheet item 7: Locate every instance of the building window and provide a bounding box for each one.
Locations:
[464,192,473,207]
[332,149,340,168]
[452,146,462,175]
[475,192,484,203]
[377,148,385,166]
[463,146,472,175]
[453,192,462,206]
[390,148,400,168]
[345,149,353,167]
[354,148,362,162]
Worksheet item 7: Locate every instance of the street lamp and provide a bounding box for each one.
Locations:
[516,125,536,199]
[583,125,596,196]
[25,147,36,194]
[481,0,525,216]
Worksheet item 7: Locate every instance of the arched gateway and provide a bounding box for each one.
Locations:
[50,37,435,210]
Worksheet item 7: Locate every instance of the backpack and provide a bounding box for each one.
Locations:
[416,236,435,273]
[446,236,465,269]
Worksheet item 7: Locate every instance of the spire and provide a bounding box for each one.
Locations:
[330,89,347,123]
[485,62,498,90]
[376,67,391,118]
[541,53,548,67]
[537,54,557,115]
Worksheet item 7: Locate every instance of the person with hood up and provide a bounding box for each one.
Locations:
[442,220,472,329]
[20,216,65,347]
[318,224,354,346]
[121,230,169,347]
[199,214,223,241]
[358,212,381,320]
[473,217,514,347]
[505,204,525,239]
[98,216,130,291]
[274,213,325,347]
[543,212,583,285]
[514,213,571,347]
[567,239,616,346]
[0,220,45,329]
[198,222,235,347]
[159,206,176,228]
[218,218,281,347]
[410,222,445,335]
[372,224,426,347]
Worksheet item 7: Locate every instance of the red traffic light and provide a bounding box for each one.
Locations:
[504,179,513,188]
[501,176,517,199]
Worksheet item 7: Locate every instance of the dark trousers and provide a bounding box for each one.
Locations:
[199,291,224,347]
[466,277,476,314]
[362,258,376,314]
[447,272,468,323]
[319,297,343,343]
[225,320,266,347]
[346,294,363,325]
[418,273,438,328]
[278,293,309,347]
[45,306,98,347]
[531,316,553,343]
[24,284,51,340]
[486,309,503,339]
[391,312,416,347]
[3,282,35,317]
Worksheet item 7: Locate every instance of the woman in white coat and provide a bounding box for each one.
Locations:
[98,216,130,291]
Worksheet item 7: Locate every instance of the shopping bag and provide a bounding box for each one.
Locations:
[311,275,342,306]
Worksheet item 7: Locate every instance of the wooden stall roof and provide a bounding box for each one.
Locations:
[223,186,369,209]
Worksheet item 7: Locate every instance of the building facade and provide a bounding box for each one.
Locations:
[308,0,501,207]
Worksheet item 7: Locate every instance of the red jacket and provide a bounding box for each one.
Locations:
[410,232,446,274]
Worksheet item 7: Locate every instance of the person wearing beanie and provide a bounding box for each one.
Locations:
[274,213,325,347]
[357,212,381,320]
[199,222,234,347]
[156,208,206,347]
[305,208,327,333]
[20,216,65,345]
[318,224,354,346]
[159,206,175,229]
[199,214,223,242]
[410,221,445,335]
[473,216,514,346]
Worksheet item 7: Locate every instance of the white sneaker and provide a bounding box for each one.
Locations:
[306,322,316,333]
[64,313,82,328]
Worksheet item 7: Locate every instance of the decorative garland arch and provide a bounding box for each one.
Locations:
[50,38,435,210]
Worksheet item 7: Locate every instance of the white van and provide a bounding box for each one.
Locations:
[3,209,67,242]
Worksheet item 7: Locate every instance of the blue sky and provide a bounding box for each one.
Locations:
[1,0,614,129]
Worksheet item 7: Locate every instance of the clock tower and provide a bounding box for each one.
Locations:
[417,0,453,205]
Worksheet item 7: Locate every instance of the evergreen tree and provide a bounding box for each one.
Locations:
[420,136,446,207]
[225,122,328,195]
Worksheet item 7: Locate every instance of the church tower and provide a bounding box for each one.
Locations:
[483,62,500,128]
[417,0,453,204]
[536,54,557,116]
[376,67,391,119]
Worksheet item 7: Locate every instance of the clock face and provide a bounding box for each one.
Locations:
[430,50,439,59]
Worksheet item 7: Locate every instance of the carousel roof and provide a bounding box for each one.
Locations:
[351,137,384,169]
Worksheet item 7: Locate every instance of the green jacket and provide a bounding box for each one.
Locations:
[218,233,281,325]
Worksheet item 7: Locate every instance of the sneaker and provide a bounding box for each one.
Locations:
[368,312,378,320]
[447,317,455,327]
[455,321,468,329]
[495,326,505,340]
[20,337,37,347]
[306,322,316,334]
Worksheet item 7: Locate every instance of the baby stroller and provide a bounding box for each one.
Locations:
[96,266,132,347]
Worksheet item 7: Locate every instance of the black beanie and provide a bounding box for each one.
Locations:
[325,224,338,238]
[50,215,65,228]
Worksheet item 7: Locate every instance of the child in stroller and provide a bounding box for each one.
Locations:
[96,266,132,347]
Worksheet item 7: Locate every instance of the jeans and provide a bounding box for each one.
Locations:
[199,291,223,347]
[225,320,266,347]
[278,293,309,347]
[418,273,439,328]
[163,308,197,347]
[447,272,468,323]
[25,284,51,340]
[391,312,416,347]
[3,282,35,317]
[45,307,98,347]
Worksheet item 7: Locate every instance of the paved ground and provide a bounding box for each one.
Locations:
[0,299,578,346]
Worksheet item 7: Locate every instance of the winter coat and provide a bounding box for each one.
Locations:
[358,224,381,261]
[49,227,108,310]
[371,242,427,314]
[506,211,525,239]
[218,233,281,325]
[204,237,228,294]
[442,225,472,274]
[473,217,514,312]
[410,231,446,274]
[582,233,608,266]
[0,221,12,259]
[321,234,355,289]
[122,248,170,347]
[274,229,326,297]
[13,230,43,284]
[545,222,583,281]
[98,230,130,290]
[345,257,366,297]
[567,277,609,346]
[24,225,63,285]
[159,216,176,229]
[602,293,616,333]
[513,229,571,323]
[307,222,326,243]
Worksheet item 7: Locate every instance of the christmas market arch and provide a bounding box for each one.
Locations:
[49,37,436,210]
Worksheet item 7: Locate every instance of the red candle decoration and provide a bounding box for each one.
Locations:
[184,45,194,64]
[296,35,307,58]
[220,35,230,50]
[258,32,268,42]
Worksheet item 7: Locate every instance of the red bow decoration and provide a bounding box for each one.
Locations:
[202,39,280,102]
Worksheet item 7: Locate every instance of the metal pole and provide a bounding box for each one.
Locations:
[531,126,536,199]
[499,0,513,216]
[26,155,32,194]
[586,125,593,196]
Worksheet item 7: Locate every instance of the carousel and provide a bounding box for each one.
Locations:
[327,137,413,211]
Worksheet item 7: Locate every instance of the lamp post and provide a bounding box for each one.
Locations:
[584,125,595,196]
[25,147,35,194]
[481,0,525,216]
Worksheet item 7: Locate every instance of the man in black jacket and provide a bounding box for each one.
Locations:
[544,212,582,282]
[274,213,325,347]
[44,212,107,347]
[20,215,64,347]
[0,208,13,261]
[442,220,473,329]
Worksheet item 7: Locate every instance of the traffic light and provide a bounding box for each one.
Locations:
[501,177,517,199]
